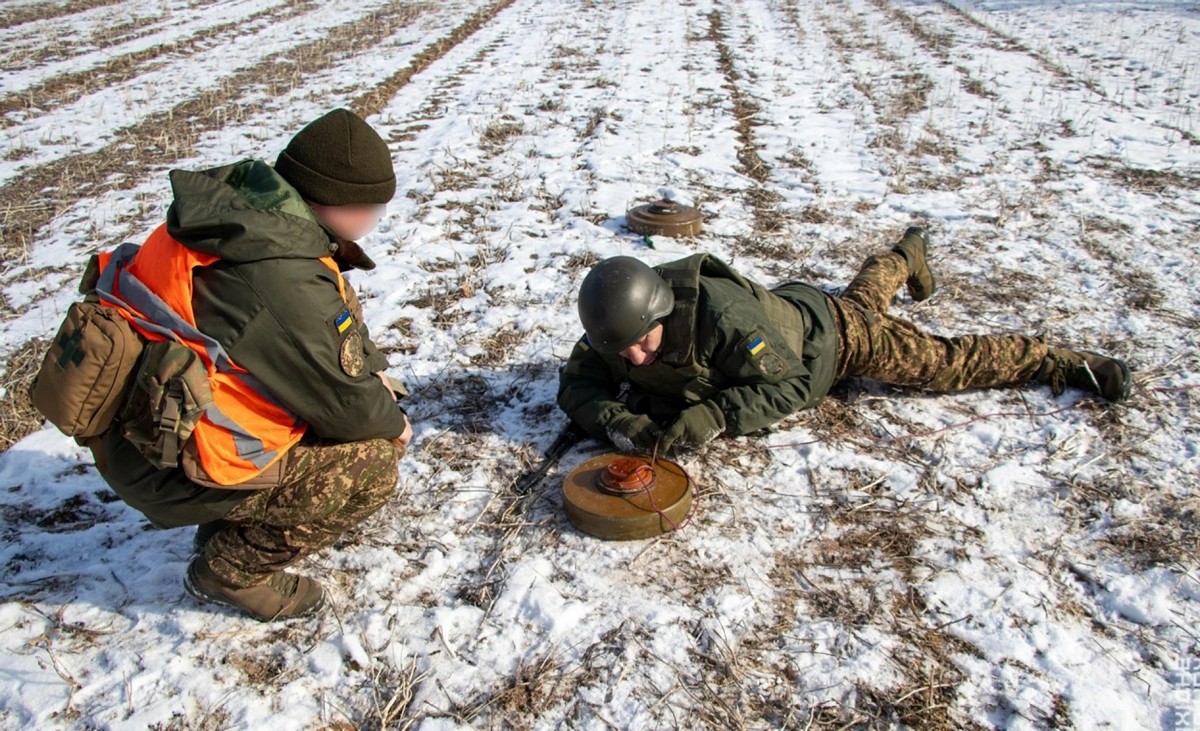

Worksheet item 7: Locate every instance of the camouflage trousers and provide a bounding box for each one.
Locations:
[829,252,1048,390]
[204,439,398,587]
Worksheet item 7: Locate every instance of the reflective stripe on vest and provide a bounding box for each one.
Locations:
[94,224,347,485]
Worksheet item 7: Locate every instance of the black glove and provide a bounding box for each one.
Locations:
[660,401,725,453]
[605,412,662,452]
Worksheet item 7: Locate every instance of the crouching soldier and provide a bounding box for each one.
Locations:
[557,228,1131,453]
[86,109,412,620]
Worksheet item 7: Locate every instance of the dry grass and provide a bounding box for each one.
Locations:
[731,233,799,264]
[935,0,1113,103]
[1077,233,1164,311]
[1095,160,1200,193]
[0,0,126,30]
[430,159,489,194]
[227,647,291,686]
[358,658,425,730]
[1100,494,1200,570]
[774,0,808,43]
[578,107,607,141]
[0,1,434,268]
[961,73,995,99]
[705,9,818,260]
[912,133,959,164]
[870,0,955,60]
[380,317,418,356]
[706,10,769,185]
[888,73,934,119]
[469,649,579,725]
[352,0,518,117]
[799,204,831,224]
[0,338,47,452]
[479,117,525,152]
[0,1,319,121]
[412,374,505,434]
[147,699,232,731]
[405,285,471,328]
[561,251,600,273]
[469,326,528,367]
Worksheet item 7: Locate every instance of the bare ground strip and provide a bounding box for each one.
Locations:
[0,0,320,122]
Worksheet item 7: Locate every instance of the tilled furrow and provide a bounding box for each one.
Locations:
[0,0,319,122]
[0,0,125,31]
[0,2,436,267]
[353,0,519,118]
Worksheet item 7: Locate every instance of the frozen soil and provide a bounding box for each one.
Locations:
[0,0,1197,728]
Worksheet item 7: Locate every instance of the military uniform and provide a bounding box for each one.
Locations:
[558,251,1052,441]
[92,159,407,591]
[832,251,1047,389]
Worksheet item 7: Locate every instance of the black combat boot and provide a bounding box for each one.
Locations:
[892,226,936,301]
[184,556,325,622]
[1036,348,1131,402]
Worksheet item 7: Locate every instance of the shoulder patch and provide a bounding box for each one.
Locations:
[577,334,591,352]
[740,332,787,380]
[759,352,787,377]
[334,308,354,334]
[340,330,365,377]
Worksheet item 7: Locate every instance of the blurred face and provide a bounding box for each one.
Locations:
[618,324,663,367]
[309,203,385,240]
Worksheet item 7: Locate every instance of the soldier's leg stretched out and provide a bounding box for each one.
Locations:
[830,228,1129,400]
[836,304,1049,391]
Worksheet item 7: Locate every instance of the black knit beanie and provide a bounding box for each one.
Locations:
[275,108,396,205]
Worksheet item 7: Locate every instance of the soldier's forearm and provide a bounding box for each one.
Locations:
[714,379,812,435]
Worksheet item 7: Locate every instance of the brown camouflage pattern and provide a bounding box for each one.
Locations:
[204,438,398,587]
[830,253,1048,390]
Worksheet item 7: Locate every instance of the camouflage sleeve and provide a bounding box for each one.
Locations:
[556,335,629,438]
[705,309,815,436]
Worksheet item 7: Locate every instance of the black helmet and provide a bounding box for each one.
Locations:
[577,256,675,353]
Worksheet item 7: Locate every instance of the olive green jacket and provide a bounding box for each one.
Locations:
[557,254,838,439]
[173,159,404,442]
[96,160,404,527]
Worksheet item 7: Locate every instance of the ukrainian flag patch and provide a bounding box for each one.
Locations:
[335,309,354,334]
[747,337,766,356]
[577,334,591,351]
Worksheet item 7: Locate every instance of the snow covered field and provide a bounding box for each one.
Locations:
[1,0,1198,727]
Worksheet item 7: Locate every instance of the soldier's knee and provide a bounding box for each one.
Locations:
[353,438,401,509]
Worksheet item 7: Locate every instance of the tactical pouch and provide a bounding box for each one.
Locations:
[120,340,213,470]
[29,301,144,439]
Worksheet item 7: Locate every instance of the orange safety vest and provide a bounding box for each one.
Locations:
[93,224,348,486]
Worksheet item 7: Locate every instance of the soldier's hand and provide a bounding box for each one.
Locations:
[390,418,413,457]
[605,412,661,453]
[377,371,398,401]
[659,401,725,453]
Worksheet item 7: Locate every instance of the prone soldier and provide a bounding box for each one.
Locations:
[558,228,1130,453]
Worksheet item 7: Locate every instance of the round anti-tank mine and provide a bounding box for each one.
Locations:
[562,454,694,540]
[626,199,703,238]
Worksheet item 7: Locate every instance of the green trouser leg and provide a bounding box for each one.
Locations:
[833,252,1047,391]
[204,439,399,587]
